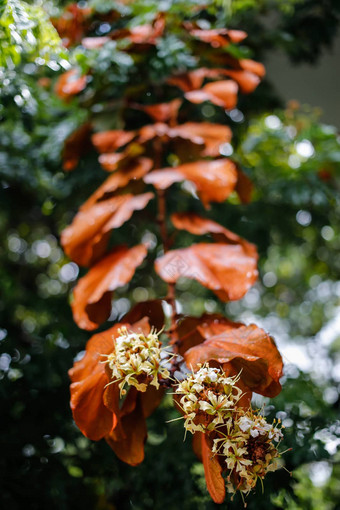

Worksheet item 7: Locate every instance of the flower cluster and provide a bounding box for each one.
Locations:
[175,364,284,495]
[175,365,243,433]
[103,326,170,395]
[213,408,284,494]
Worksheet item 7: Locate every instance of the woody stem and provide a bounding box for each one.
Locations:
[156,188,179,345]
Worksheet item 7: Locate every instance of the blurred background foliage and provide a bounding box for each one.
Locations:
[1,1,340,509]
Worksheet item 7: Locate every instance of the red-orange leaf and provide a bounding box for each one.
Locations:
[177,314,243,355]
[173,122,232,156]
[81,157,153,210]
[62,122,92,171]
[145,159,237,206]
[61,193,153,266]
[129,13,165,45]
[72,244,148,330]
[185,80,238,110]
[184,324,283,397]
[69,322,128,440]
[92,130,135,153]
[123,299,165,331]
[240,58,266,78]
[55,69,87,99]
[155,242,257,302]
[235,167,253,204]
[106,394,147,466]
[202,434,226,504]
[70,369,113,441]
[133,99,182,123]
[171,212,257,256]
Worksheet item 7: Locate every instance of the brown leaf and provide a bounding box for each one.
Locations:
[106,394,147,466]
[132,99,182,123]
[235,167,253,204]
[240,58,266,78]
[122,300,165,331]
[171,212,257,255]
[69,318,153,444]
[55,69,87,99]
[81,157,153,210]
[201,434,226,504]
[62,123,92,171]
[155,242,258,302]
[190,27,247,48]
[145,159,238,207]
[72,244,148,330]
[69,323,124,441]
[185,80,238,110]
[221,69,260,94]
[61,193,153,266]
[184,323,283,397]
[92,129,135,154]
[173,122,232,156]
[129,13,165,45]
[177,314,243,355]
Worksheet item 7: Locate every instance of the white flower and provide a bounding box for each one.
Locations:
[239,416,254,432]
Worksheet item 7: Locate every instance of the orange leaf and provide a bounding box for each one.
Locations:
[69,318,152,443]
[171,212,257,255]
[145,159,237,206]
[189,27,247,48]
[122,299,165,331]
[201,434,225,504]
[173,122,232,156]
[55,69,87,100]
[61,193,153,266]
[69,323,124,441]
[184,323,283,397]
[106,394,147,466]
[235,167,253,204]
[72,244,148,330]
[62,122,92,171]
[81,157,153,210]
[70,369,113,441]
[155,243,257,302]
[177,314,243,355]
[129,13,165,45]
[240,58,266,78]
[133,99,182,123]
[92,130,135,153]
[185,80,238,110]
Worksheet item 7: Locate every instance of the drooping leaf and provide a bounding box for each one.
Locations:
[122,299,165,331]
[92,129,136,153]
[171,212,257,256]
[201,434,226,504]
[189,27,247,48]
[55,69,87,99]
[81,157,153,210]
[184,323,283,397]
[69,323,124,440]
[62,123,93,171]
[72,244,148,330]
[145,159,238,206]
[155,242,258,301]
[176,313,243,354]
[106,394,147,466]
[61,193,153,266]
[132,99,182,123]
[185,80,238,110]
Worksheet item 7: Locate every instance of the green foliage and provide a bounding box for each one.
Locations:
[0,0,65,67]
